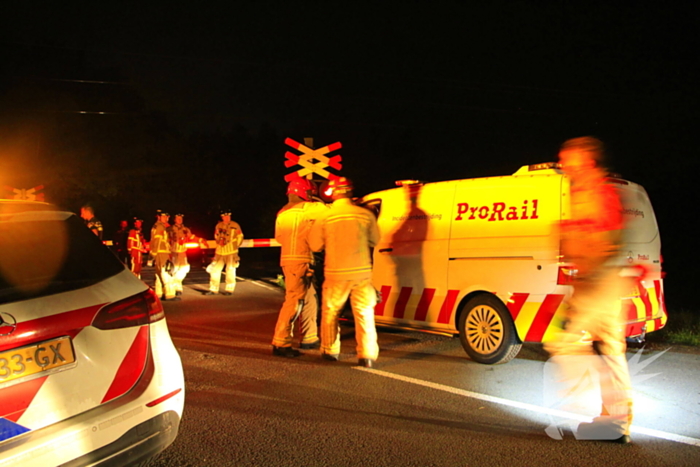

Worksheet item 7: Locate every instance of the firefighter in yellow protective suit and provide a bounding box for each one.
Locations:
[127,217,147,278]
[205,210,243,295]
[168,213,195,297]
[544,137,633,444]
[151,210,177,301]
[271,178,328,358]
[308,177,380,368]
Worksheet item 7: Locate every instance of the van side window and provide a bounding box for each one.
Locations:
[360,199,382,219]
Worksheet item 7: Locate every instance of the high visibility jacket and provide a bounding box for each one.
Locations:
[275,201,328,266]
[150,221,171,255]
[308,198,380,281]
[561,175,623,277]
[85,216,103,239]
[127,228,146,252]
[214,221,243,255]
[168,223,193,254]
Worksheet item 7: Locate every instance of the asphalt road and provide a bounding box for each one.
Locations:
[144,265,700,467]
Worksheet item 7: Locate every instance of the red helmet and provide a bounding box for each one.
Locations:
[287,177,315,201]
[324,177,353,196]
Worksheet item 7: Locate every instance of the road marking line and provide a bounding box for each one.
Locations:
[354,368,700,447]
[244,279,282,292]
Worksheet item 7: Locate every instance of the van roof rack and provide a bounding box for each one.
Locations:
[512,162,562,175]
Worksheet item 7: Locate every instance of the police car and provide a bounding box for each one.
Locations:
[0,200,185,466]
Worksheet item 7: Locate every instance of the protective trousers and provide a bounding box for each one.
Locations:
[544,269,633,437]
[208,253,238,293]
[272,263,319,348]
[130,251,143,278]
[321,277,378,360]
[154,252,176,299]
[170,252,190,293]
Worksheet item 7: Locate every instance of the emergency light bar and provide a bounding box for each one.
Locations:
[395,180,423,187]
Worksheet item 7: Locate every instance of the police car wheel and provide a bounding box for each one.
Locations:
[458,294,522,365]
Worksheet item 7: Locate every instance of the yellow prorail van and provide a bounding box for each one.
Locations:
[360,163,666,364]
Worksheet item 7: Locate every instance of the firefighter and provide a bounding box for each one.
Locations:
[80,205,103,239]
[151,210,178,301]
[168,213,194,297]
[113,219,130,266]
[308,177,380,368]
[127,217,147,278]
[205,210,243,295]
[271,178,328,357]
[544,137,633,443]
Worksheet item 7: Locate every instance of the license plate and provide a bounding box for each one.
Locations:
[0,336,76,386]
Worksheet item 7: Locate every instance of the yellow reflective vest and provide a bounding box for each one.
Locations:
[275,200,328,266]
[308,198,380,281]
[214,221,243,255]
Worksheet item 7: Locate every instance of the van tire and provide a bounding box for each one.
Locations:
[458,294,522,364]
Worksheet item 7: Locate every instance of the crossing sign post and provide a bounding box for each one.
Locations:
[284,137,342,182]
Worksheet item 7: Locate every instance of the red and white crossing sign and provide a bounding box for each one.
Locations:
[4,185,45,201]
[284,137,342,182]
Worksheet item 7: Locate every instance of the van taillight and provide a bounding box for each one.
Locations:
[92,289,165,330]
[660,254,666,279]
[557,266,577,285]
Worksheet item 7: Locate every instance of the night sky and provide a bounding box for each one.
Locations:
[1,3,698,308]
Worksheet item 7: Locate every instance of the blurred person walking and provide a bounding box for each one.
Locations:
[308,177,380,368]
[271,178,328,358]
[544,137,633,443]
[127,217,147,279]
[205,210,243,295]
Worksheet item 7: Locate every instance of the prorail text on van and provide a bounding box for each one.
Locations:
[455,199,540,221]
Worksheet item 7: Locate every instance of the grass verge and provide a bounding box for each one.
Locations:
[648,309,700,347]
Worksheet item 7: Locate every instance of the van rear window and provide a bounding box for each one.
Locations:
[0,215,124,304]
[617,185,659,244]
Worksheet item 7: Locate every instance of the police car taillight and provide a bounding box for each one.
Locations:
[92,289,165,330]
[557,266,577,285]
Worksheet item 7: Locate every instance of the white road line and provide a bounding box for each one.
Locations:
[245,279,283,292]
[354,367,700,447]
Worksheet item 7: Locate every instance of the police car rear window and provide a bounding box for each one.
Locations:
[0,215,124,304]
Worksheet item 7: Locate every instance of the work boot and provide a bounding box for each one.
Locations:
[300,340,320,350]
[321,353,339,361]
[272,346,301,358]
[358,358,374,368]
[576,421,631,444]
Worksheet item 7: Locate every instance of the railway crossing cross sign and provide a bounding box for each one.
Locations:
[4,185,45,201]
[284,137,342,182]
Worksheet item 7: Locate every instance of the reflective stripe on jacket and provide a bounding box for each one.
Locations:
[275,201,328,266]
[308,198,380,281]
[150,221,171,254]
[214,221,243,255]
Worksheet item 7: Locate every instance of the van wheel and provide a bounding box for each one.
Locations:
[458,294,521,364]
